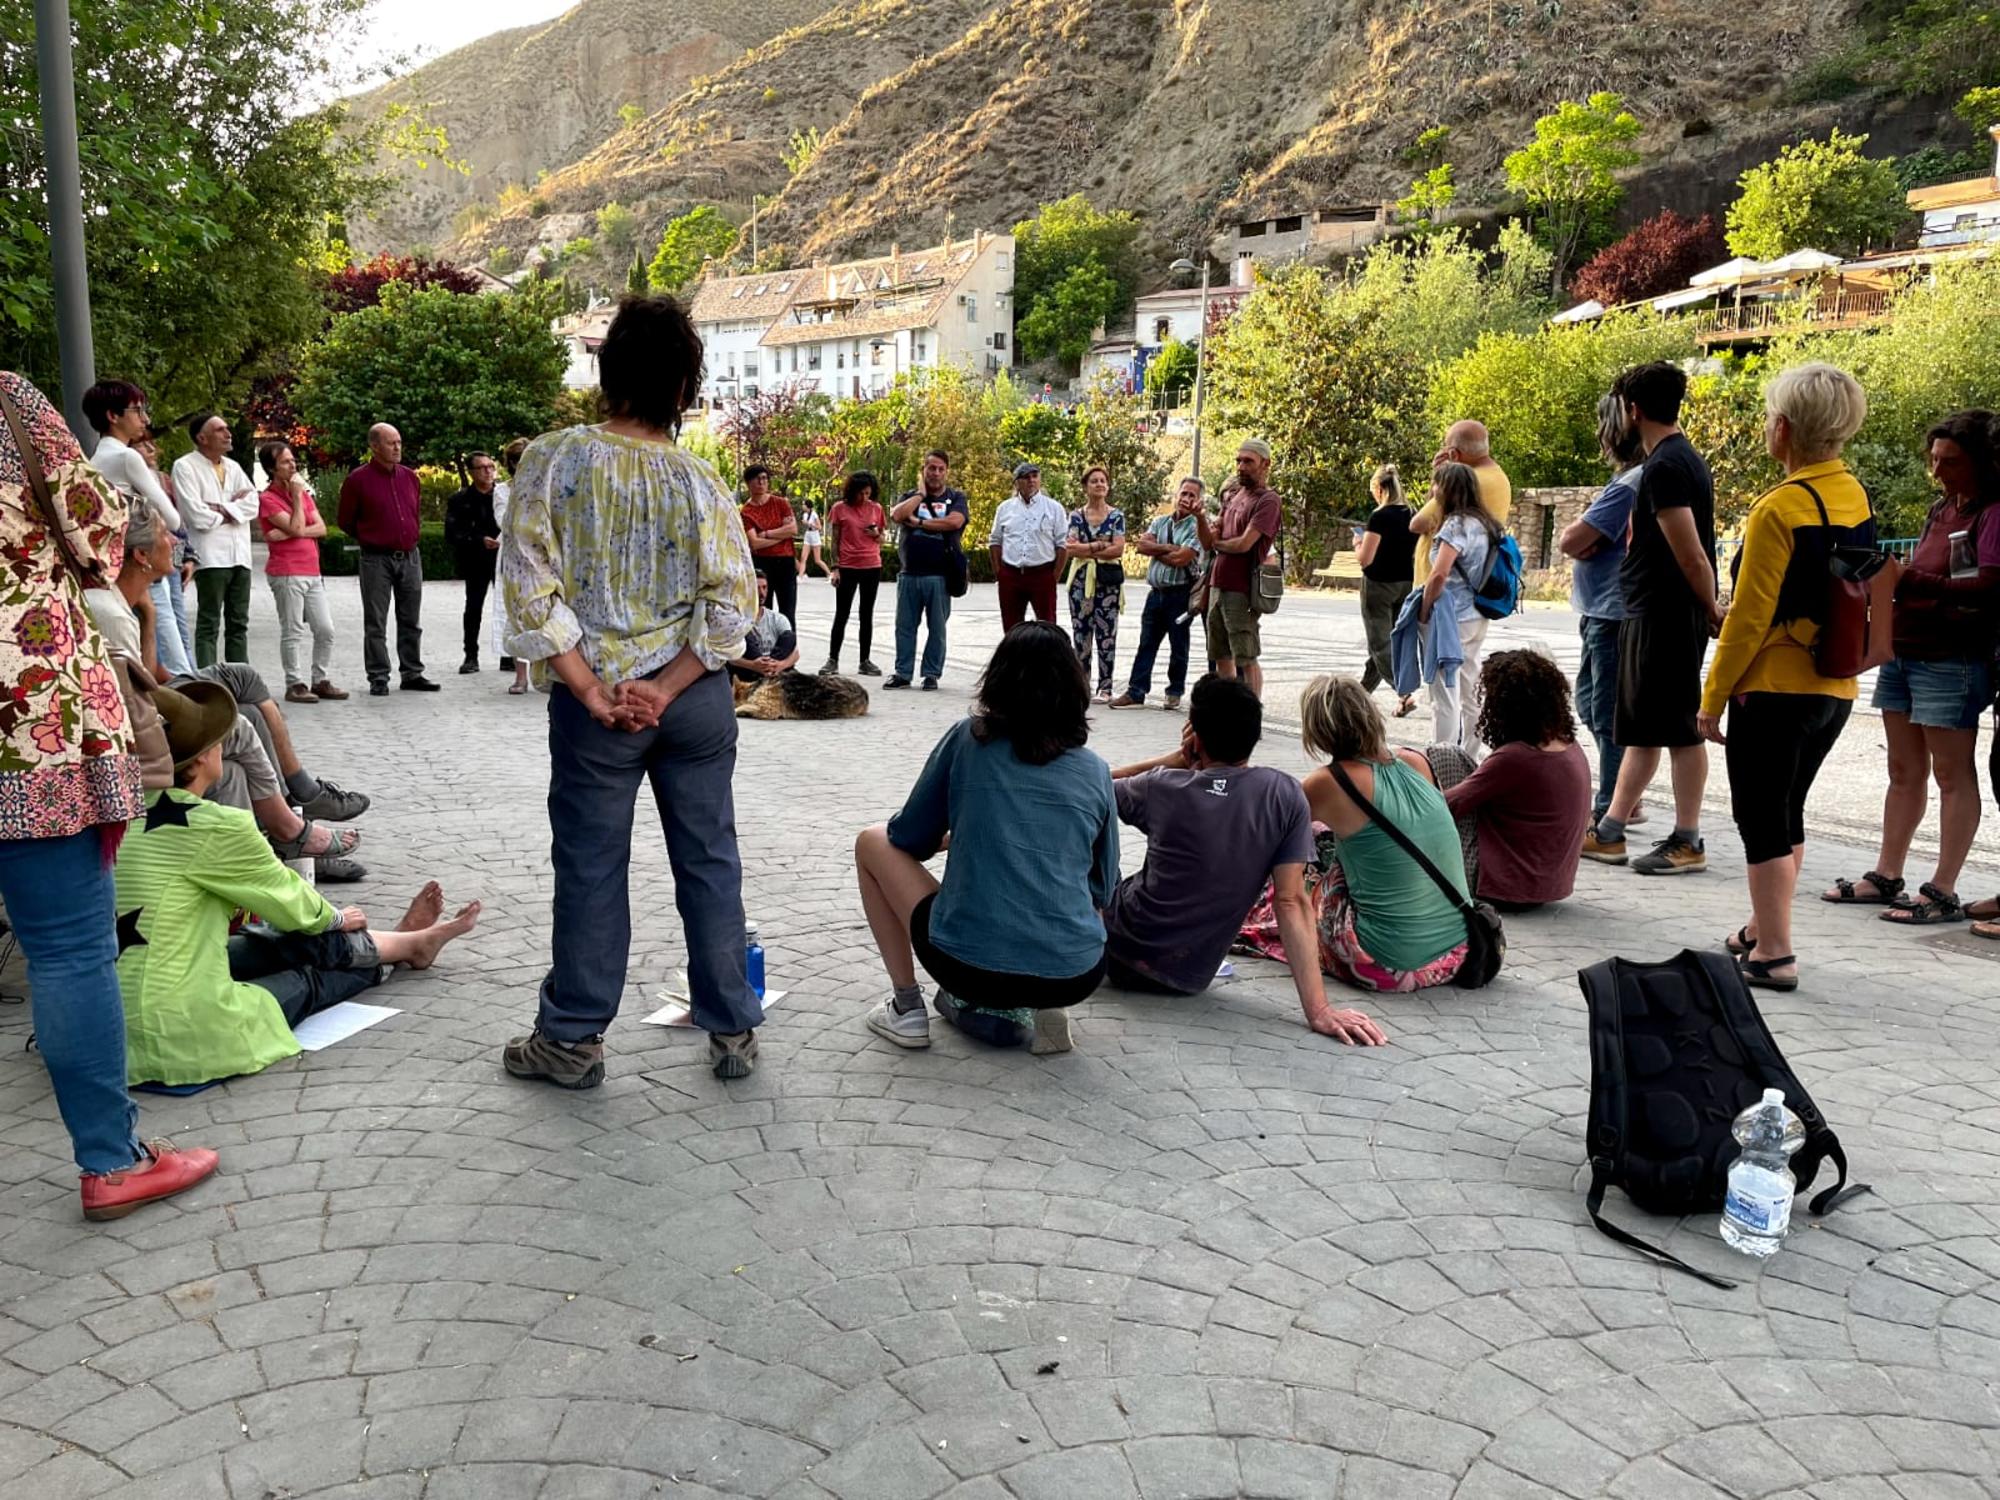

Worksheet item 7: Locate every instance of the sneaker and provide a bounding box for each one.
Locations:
[1030,1008,1074,1056]
[1109,693,1144,709]
[298,778,370,822]
[369,682,389,697]
[882,676,912,690]
[401,676,442,692]
[1582,831,1630,865]
[1162,696,1182,712]
[80,1140,220,1222]
[314,854,368,883]
[312,680,350,701]
[933,991,1027,1047]
[284,683,319,705]
[458,657,479,675]
[922,677,939,692]
[503,1029,606,1089]
[710,1029,758,1079]
[819,659,839,676]
[857,661,882,677]
[1632,833,1707,877]
[866,1000,931,1049]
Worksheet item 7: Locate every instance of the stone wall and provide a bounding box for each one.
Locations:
[1514,486,1599,572]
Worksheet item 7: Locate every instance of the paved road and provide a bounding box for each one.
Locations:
[0,572,1996,1499]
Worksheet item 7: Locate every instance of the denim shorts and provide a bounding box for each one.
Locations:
[1872,656,1994,730]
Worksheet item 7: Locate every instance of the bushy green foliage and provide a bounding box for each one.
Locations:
[1016,258,1119,367]
[1395,166,1456,237]
[1503,93,1643,291]
[487,245,518,275]
[1144,339,1198,405]
[596,202,637,253]
[647,205,738,292]
[560,236,596,263]
[782,127,826,178]
[617,103,643,131]
[1725,131,1906,259]
[1012,196,1142,369]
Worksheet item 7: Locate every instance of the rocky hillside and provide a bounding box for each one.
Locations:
[385,0,1948,279]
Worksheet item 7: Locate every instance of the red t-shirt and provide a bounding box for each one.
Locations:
[1212,484,1282,594]
[259,487,323,577]
[740,496,797,558]
[1892,499,2000,661]
[828,499,885,569]
[1444,741,1593,905]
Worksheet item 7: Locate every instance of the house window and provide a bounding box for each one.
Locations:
[993,331,1007,351]
[1154,317,1171,343]
[1955,212,1979,232]
[996,252,1011,272]
[965,293,978,323]
[870,342,884,367]
[1238,221,1267,237]
[1274,215,1303,233]
[913,337,926,362]
[807,348,822,370]
[836,349,845,369]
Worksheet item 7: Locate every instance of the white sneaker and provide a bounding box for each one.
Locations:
[867,1000,931,1049]
[1030,1007,1073,1055]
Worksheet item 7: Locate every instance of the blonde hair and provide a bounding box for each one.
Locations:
[1299,675,1387,764]
[1766,362,1867,463]
[1372,464,1403,506]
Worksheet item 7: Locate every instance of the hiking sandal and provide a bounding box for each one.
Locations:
[1823,872,1906,905]
[1880,882,1966,925]
[1739,955,1799,992]
[1724,926,1754,957]
[269,820,360,861]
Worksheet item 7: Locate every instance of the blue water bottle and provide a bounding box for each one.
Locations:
[745,921,766,1000]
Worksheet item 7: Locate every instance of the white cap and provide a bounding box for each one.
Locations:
[745,921,760,938]
[1762,1087,1784,1105]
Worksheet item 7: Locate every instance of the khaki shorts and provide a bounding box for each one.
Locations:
[1207,589,1261,664]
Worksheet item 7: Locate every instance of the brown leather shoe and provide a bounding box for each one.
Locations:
[81,1140,220,1221]
[312,680,350,700]
[284,683,318,704]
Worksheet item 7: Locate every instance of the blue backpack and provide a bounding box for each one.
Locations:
[1458,532,1524,621]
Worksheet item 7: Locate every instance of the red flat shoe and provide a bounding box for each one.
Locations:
[80,1140,220,1222]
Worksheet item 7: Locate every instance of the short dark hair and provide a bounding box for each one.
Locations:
[255,441,292,478]
[924,449,950,466]
[1189,674,1262,763]
[186,411,221,445]
[81,380,145,436]
[1612,361,1688,426]
[970,622,1090,766]
[743,463,772,484]
[1928,409,2000,517]
[1476,649,1577,750]
[468,451,495,466]
[842,471,878,506]
[596,293,705,437]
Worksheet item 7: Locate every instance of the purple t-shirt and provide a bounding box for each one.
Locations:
[1105,765,1314,993]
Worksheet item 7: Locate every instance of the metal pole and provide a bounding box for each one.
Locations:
[33,0,96,453]
[1189,261,1210,479]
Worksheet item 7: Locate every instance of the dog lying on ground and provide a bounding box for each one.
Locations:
[733,670,869,720]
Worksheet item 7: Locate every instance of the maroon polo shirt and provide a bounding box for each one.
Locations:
[337,461,422,551]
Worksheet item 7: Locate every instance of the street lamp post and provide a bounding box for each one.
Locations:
[1169,257,1210,478]
[34,0,97,451]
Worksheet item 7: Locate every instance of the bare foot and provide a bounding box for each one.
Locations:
[397,881,445,932]
[402,901,481,971]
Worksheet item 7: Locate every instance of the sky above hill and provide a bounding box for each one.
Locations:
[353,0,572,82]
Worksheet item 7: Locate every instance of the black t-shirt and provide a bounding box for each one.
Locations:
[896,487,969,577]
[1361,504,1417,583]
[1619,432,1715,617]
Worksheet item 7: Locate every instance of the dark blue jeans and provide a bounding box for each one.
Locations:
[894,573,950,681]
[1,829,143,1173]
[229,927,384,1025]
[1125,584,1192,701]
[539,669,762,1040]
[1576,614,1624,820]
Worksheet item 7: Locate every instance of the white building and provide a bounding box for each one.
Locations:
[1909,126,2000,250]
[1080,259,1254,392]
[551,304,615,389]
[687,232,1015,404]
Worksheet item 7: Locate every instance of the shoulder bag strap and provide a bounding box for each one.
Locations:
[1329,760,1472,913]
[0,385,98,587]
[1586,1160,1739,1289]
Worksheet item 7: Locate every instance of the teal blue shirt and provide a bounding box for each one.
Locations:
[888,719,1118,977]
[1145,513,1204,590]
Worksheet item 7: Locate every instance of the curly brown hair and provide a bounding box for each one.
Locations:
[1474,649,1576,750]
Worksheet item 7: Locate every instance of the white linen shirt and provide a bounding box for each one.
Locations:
[987,492,1069,567]
[170,452,260,570]
[91,435,181,532]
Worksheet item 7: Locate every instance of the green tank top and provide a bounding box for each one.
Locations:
[1333,756,1470,973]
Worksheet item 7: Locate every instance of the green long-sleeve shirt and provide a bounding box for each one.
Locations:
[114,789,340,1086]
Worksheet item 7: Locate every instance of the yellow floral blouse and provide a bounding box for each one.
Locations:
[499,426,757,685]
[0,372,142,840]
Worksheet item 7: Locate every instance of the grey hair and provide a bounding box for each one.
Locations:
[1597,393,1642,470]
[124,506,159,556]
[1178,476,1205,492]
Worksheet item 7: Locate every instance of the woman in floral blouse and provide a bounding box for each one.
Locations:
[0,372,218,1220]
[1064,464,1126,701]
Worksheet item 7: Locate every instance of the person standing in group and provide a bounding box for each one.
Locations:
[136,431,199,672]
[1112,476,1204,711]
[823,471,886,677]
[339,423,437,696]
[1197,438,1283,700]
[1827,409,2000,928]
[1583,361,1720,876]
[256,443,346,705]
[884,450,969,691]
[81,381,193,678]
[1416,462,1502,755]
[0,371,220,1221]
[1065,465,1126,703]
[798,500,828,581]
[1409,419,1512,576]
[496,438,531,694]
[988,460,1068,630]
[171,412,259,667]
[499,293,764,1086]
[1561,395,1647,829]
[1353,464,1417,718]
[445,452,503,675]
[738,465,799,626]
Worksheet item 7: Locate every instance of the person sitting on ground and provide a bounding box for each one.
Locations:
[114,682,480,1088]
[1437,649,1592,910]
[857,622,1118,1056]
[1105,675,1386,1045]
[1237,676,1472,992]
[725,570,799,683]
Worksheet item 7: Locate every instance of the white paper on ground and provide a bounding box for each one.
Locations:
[642,977,786,1028]
[293,1001,401,1051]
[1215,962,1236,980]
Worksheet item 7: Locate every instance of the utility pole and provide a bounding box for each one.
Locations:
[1170,257,1212,478]
[34,0,97,452]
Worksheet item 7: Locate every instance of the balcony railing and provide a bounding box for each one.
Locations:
[1694,287,1894,344]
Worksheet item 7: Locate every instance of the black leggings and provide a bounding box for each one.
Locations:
[911,894,1104,1009]
[1725,692,1853,865]
[755,556,797,627]
[830,566,881,663]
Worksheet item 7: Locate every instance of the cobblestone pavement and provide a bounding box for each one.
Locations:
[2,573,1999,1500]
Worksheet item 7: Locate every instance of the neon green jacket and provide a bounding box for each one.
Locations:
[113,790,339,1085]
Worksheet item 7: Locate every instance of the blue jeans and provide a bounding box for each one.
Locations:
[150,576,194,678]
[0,830,142,1173]
[539,669,762,1040]
[894,573,950,681]
[1125,585,1192,701]
[1576,614,1624,819]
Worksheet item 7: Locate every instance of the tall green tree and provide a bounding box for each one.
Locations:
[647,206,739,293]
[1503,93,1643,293]
[1014,257,1119,368]
[295,282,566,468]
[1725,130,1907,259]
[1012,195,1142,347]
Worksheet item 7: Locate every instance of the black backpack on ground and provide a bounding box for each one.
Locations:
[1578,949,1867,1287]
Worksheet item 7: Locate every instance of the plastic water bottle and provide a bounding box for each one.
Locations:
[745,922,766,1000]
[1720,1088,1805,1258]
